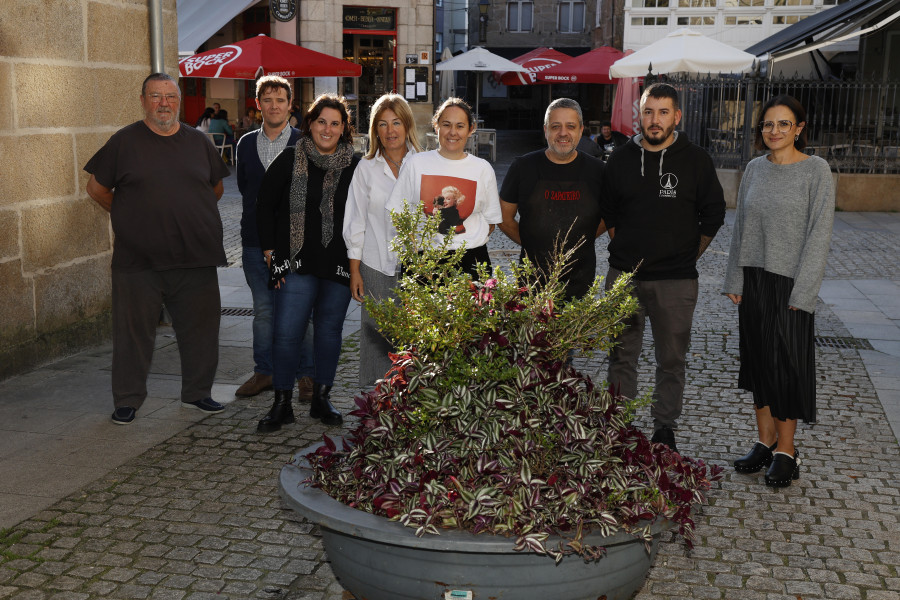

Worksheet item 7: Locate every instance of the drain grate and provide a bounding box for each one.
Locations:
[815,336,874,350]
[221,307,254,317]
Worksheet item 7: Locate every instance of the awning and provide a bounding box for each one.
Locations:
[179,35,361,79]
[746,0,900,63]
[177,0,259,55]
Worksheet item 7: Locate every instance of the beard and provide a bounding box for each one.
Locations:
[547,138,577,160]
[148,108,178,131]
[640,122,675,146]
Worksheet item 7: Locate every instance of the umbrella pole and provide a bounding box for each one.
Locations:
[476,74,481,123]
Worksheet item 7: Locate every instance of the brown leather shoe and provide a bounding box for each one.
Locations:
[297,376,314,402]
[235,372,273,397]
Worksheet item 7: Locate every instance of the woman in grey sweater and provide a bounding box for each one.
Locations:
[722,95,834,488]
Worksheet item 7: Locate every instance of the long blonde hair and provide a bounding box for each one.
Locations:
[365,94,423,160]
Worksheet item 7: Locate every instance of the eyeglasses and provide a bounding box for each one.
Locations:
[759,120,794,133]
[146,93,180,103]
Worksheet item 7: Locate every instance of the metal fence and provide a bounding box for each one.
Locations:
[666,76,900,174]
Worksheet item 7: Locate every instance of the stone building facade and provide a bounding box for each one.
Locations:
[0,0,180,378]
[297,0,436,139]
[480,0,599,49]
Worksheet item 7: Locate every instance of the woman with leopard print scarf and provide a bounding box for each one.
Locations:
[256,93,360,432]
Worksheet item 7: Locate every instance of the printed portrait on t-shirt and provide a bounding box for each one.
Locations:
[420,175,477,235]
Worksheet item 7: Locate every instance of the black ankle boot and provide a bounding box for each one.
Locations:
[734,441,778,473]
[257,390,295,433]
[765,450,800,487]
[309,383,342,426]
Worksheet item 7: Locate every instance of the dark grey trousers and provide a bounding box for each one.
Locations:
[358,262,396,388]
[605,267,699,431]
[111,267,220,409]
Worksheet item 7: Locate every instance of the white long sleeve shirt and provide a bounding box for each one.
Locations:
[342,147,415,276]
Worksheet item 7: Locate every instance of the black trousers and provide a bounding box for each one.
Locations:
[111,267,220,409]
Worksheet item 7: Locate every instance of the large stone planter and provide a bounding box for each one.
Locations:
[279,441,669,600]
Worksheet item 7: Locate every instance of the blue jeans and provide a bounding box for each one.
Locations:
[242,246,313,379]
[272,272,352,390]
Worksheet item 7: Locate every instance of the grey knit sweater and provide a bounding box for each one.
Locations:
[722,154,834,314]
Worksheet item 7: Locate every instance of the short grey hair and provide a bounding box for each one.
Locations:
[544,98,583,128]
[141,72,179,96]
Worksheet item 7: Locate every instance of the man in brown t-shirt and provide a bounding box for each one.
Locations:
[85,73,230,425]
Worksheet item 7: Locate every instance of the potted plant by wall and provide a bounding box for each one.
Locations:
[280,206,722,600]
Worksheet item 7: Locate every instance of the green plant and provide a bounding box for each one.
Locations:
[306,205,722,562]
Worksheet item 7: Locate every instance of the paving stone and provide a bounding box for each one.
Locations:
[822,583,863,599]
[783,580,824,597]
[47,593,90,600]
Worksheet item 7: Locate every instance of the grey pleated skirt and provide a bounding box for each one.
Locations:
[737,267,816,423]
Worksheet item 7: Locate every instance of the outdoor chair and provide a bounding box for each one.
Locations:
[856,144,879,174]
[827,143,856,172]
[476,128,497,162]
[881,146,899,174]
[465,135,477,155]
[352,134,369,156]
[207,132,234,164]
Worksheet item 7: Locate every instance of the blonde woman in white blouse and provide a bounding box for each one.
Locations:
[342,94,422,387]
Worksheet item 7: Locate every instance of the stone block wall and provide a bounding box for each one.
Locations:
[0,0,179,379]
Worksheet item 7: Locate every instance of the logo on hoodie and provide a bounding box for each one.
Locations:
[659,173,678,198]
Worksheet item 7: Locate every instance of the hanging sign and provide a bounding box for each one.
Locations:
[272,0,296,22]
[343,7,396,31]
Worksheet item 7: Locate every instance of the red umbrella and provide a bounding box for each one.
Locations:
[179,34,361,79]
[536,46,624,85]
[611,51,641,137]
[498,47,572,86]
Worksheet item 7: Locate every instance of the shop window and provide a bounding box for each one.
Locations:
[507,1,533,32]
[678,0,715,6]
[677,16,716,25]
[774,14,808,24]
[725,15,763,24]
[631,16,670,26]
[436,32,443,54]
[559,1,585,33]
[635,0,669,6]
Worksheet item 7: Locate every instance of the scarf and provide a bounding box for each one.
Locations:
[287,135,353,264]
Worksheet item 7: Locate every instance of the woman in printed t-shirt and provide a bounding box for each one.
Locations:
[386,97,502,279]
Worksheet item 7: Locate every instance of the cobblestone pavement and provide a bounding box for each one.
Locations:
[1,133,898,599]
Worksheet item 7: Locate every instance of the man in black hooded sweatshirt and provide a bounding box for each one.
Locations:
[599,83,725,453]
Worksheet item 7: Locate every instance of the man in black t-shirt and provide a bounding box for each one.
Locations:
[596,121,630,161]
[498,98,607,300]
[85,73,231,426]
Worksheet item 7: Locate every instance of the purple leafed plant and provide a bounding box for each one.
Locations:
[304,205,722,562]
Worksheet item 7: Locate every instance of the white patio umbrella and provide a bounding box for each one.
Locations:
[436,47,527,120]
[438,47,455,102]
[609,28,756,78]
